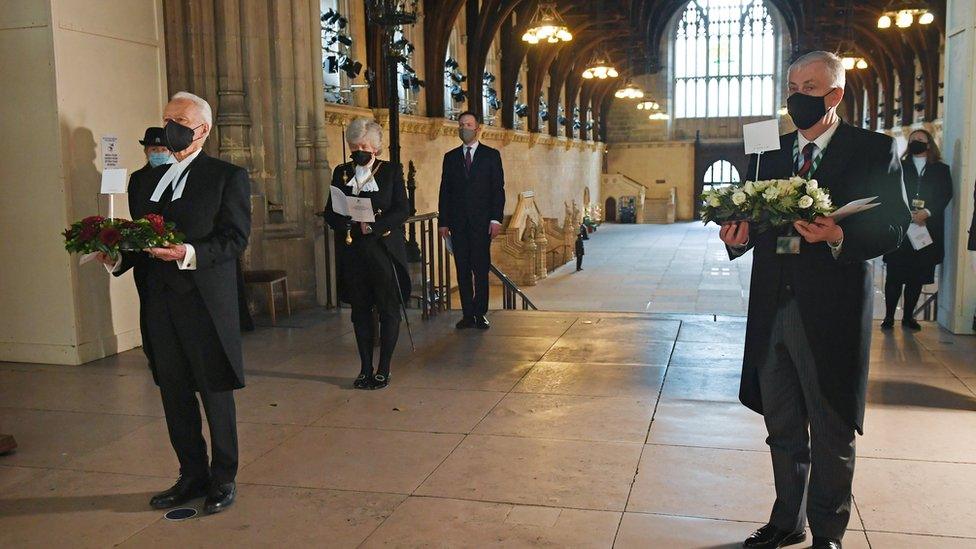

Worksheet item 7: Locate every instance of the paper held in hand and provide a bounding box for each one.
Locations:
[907,223,933,250]
[828,196,881,222]
[329,186,376,223]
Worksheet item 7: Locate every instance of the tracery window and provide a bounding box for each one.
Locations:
[673,0,778,119]
[703,160,740,190]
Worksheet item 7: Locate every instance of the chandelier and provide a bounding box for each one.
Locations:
[648,112,669,121]
[582,50,618,80]
[636,100,660,110]
[522,3,572,44]
[614,81,644,99]
[840,56,869,70]
[877,1,934,29]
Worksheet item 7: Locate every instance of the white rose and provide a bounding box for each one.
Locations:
[732,191,747,206]
[707,195,721,207]
[744,181,756,195]
[798,195,814,209]
[806,179,819,190]
[763,187,780,200]
[791,177,806,189]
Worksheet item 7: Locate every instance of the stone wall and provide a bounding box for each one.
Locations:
[605,142,696,221]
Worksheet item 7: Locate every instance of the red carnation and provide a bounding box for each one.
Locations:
[82,215,105,227]
[98,227,121,247]
[144,214,167,236]
[79,224,98,241]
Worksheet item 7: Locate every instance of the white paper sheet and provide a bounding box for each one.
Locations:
[328,186,374,222]
[742,119,781,154]
[829,196,880,222]
[907,223,933,250]
[100,135,120,169]
[79,252,98,266]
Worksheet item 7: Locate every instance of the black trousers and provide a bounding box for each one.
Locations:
[758,298,856,540]
[144,286,239,484]
[343,238,402,376]
[884,279,923,321]
[452,225,491,317]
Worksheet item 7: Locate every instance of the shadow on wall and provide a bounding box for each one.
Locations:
[65,124,119,358]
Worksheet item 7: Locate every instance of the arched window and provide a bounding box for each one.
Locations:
[673,0,777,119]
[703,160,740,190]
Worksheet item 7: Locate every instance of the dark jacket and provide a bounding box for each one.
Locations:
[115,152,251,391]
[323,160,412,304]
[438,143,506,231]
[733,122,911,434]
[884,159,952,267]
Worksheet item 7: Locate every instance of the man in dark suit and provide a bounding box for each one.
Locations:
[720,52,911,549]
[98,92,250,514]
[438,111,506,329]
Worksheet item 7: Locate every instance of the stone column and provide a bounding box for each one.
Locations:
[938,0,976,333]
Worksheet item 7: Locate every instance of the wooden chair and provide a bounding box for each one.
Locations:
[243,270,291,326]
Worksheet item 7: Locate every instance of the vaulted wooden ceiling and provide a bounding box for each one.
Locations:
[403,0,946,140]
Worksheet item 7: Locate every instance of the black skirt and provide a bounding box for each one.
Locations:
[338,236,401,314]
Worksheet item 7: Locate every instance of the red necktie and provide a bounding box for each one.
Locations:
[796,143,816,178]
[464,147,473,173]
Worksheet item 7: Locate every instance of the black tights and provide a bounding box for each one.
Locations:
[884,280,923,321]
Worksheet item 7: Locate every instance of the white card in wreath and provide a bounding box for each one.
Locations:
[742,119,781,154]
[907,223,933,250]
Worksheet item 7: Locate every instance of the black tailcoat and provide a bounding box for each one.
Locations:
[883,159,953,280]
[323,160,412,304]
[735,122,911,433]
[437,143,506,231]
[116,152,251,391]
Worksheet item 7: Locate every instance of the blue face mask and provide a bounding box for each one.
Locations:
[148,152,174,168]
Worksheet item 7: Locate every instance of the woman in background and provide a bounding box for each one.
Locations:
[323,117,411,389]
[882,129,952,330]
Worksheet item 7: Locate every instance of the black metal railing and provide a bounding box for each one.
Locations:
[405,212,451,319]
[490,264,538,310]
[914,291,938,321]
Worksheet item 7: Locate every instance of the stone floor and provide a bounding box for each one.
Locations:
[2,307,975,548]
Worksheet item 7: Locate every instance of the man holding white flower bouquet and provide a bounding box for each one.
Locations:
[719,52,911,549]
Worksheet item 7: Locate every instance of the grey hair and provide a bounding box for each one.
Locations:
[788,51,846,89]
[346,117,383,150]
[170,91,213,127]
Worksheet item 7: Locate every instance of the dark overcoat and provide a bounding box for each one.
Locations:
[116,152,251,391]
[883,159,953,280]
[733,122,911,434]
[323,160,412,304]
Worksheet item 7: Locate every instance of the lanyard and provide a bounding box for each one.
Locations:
[792,138,825,179]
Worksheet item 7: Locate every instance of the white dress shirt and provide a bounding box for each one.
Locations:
[796,119,840,172]
[462,140,501,226]
[912,155,927,177]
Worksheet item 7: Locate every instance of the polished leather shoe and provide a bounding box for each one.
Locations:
[880,318,894,330]
[353,373,372,389]
[742,524,806,548]
[204,481,236,514]
[475,315,490,330]
[455,317,475,329]
[149,475,208,510]
[902,318,922,331]
[811,537,841,549]
[370,373,390,390]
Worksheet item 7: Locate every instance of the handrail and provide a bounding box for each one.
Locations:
[489,264,538,310]
[913,291,937,321]
[616,172,648,188]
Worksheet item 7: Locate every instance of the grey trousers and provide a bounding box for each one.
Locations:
[759,297,856,540]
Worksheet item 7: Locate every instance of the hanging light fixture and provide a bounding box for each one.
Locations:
[614,80,644,99]
[636,100,660,111]
[648,112,669,121]
[521,3,573,44]
[581,50,618,80]
[877,1,934,29]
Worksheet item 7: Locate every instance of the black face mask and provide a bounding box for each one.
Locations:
[163,120,202,153]
[907,140,929,155]
[787,89,833,130]
[350,150,373,166]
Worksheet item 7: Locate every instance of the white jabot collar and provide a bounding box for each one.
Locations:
[348,158,380,195]
[149,148,202,202]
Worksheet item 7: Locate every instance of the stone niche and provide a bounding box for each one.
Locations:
[491,191,581,286]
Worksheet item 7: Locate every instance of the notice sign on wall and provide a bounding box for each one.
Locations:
[100,135,120,169]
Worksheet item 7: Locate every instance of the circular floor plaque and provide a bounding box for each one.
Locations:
[164,507,197,521]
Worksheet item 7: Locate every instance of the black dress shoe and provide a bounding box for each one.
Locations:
[149,475,209,510]
[742,524,806,548]
[880,318,894,330]
[204,481,236,514]
[811,537,841,549]
[353,373,372,389]
[902,318,922,331]
[475,315,490,330]
[370,373,390,390]
[455,317,475,329]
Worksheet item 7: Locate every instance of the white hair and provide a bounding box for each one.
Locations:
[788,51,846,89]
[346,117,383,150]
[170,91,213,127]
